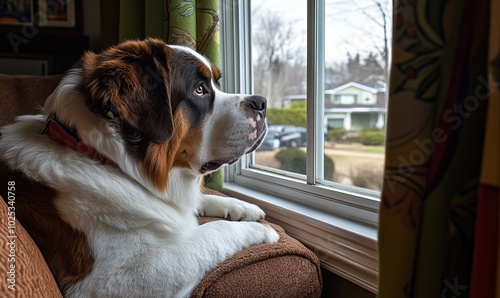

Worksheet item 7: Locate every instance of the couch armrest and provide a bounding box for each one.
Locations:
[0,195,63,298]
[193,188,322,297]
[192,218,322,298]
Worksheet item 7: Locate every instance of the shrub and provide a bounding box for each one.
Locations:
[267,100,307,127]
[275,148,307,174]
[327,128,348,141]
[360,129,385,146]
[275,148,334,179]
[267,108,306,127]
[351,175,369,188]
[323,154,335,180]
[350,164,384,191]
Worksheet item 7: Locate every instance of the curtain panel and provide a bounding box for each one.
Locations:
[100,0,223,191]
[379,0,499,297]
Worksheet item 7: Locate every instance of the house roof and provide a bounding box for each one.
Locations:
[283,95,306,101]
[282,80,388,109]
[325,81,379,94]
[324,106,386,113]
[357,79,387,91]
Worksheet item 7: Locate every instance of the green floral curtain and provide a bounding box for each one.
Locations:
[165,0,220,67]
[378,0,499,297]
[100,0,223,191]
[100,0,220,70]
[165,0,222,191]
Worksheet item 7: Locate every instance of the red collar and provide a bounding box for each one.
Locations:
[43,116,114,166]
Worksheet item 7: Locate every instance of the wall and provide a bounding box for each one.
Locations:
[351,113,372,131]
[338,86,376,105]
[321,269,376,298]
[82,0,101,51]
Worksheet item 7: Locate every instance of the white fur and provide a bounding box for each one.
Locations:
[0,113,278,298]
[0,53,278,297]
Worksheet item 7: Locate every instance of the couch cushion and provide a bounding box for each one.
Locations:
[0,74,61,127]
[0,195,62,297]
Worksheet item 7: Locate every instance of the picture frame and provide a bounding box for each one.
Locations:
[37,0,75,28]
[0,0,34,26]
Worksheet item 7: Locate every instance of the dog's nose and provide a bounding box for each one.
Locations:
[244,96,267,112]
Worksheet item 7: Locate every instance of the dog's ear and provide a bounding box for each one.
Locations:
[85,41,173,143]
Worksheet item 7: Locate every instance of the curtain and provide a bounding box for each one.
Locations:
[100,0,223,191]
[378,0,499,296]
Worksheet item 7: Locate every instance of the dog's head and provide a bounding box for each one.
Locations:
[44,38,267,192]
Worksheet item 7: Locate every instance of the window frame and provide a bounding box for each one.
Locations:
[219,0,380,292]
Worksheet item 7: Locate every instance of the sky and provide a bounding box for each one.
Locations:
[251,0,392,65]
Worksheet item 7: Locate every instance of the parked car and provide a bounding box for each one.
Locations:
[258,129,281,151]
[279,126,306,148]
[258,125,307,150]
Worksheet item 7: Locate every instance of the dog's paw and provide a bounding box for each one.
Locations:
[200,195,266,221]
[223,199,266,221]
[241,222,280,245]
[230,221,280,245]
[261,224,280,244]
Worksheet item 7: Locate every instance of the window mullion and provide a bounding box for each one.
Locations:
[239,0,254,169]
[220,0,254,177]
[306,0,325,184]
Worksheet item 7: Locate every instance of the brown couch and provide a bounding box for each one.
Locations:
[0,74,322,297]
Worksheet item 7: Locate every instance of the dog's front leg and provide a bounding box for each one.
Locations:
[176,219,279,297]
[199,194,266,221]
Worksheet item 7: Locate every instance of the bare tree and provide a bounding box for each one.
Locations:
[251,1,391,104]
[356,0,390,80]
[327,0,392,81]
[252,11,306,107]
[341,51,384,83]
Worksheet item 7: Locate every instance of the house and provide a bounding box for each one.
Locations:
[282,81,387,132]
[324,81,386,131]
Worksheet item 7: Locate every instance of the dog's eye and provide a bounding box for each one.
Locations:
[194,85,204,95]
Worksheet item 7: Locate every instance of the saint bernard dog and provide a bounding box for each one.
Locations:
[0,38,279,297]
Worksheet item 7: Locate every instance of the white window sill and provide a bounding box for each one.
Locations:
[223,182,379,294]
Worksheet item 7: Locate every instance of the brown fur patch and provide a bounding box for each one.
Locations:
[212,66,221,82]
[143,110,203,191]
[0,161,94,294]
[143,141,175,192]
[173,119,203,169]
[199,63,212,80]
[84,38,174,144]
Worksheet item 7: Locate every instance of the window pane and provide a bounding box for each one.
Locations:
[322,0,391,191]
[251,0,391,192]
[252,0,308,177]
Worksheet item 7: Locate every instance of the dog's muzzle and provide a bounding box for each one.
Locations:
[199,95,268,174]
[242,96,267,153]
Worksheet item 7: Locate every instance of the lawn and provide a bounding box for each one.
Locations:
[255,143,385,191]
[358,146,385,154]
[329,155,384,190]
[328,142,385,154]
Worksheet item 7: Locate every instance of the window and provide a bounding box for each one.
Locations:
[337,94,357,104]
[248,0,388,193]
[363,92,373,104]
[333,95,341,105]
[219,0,391,292]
